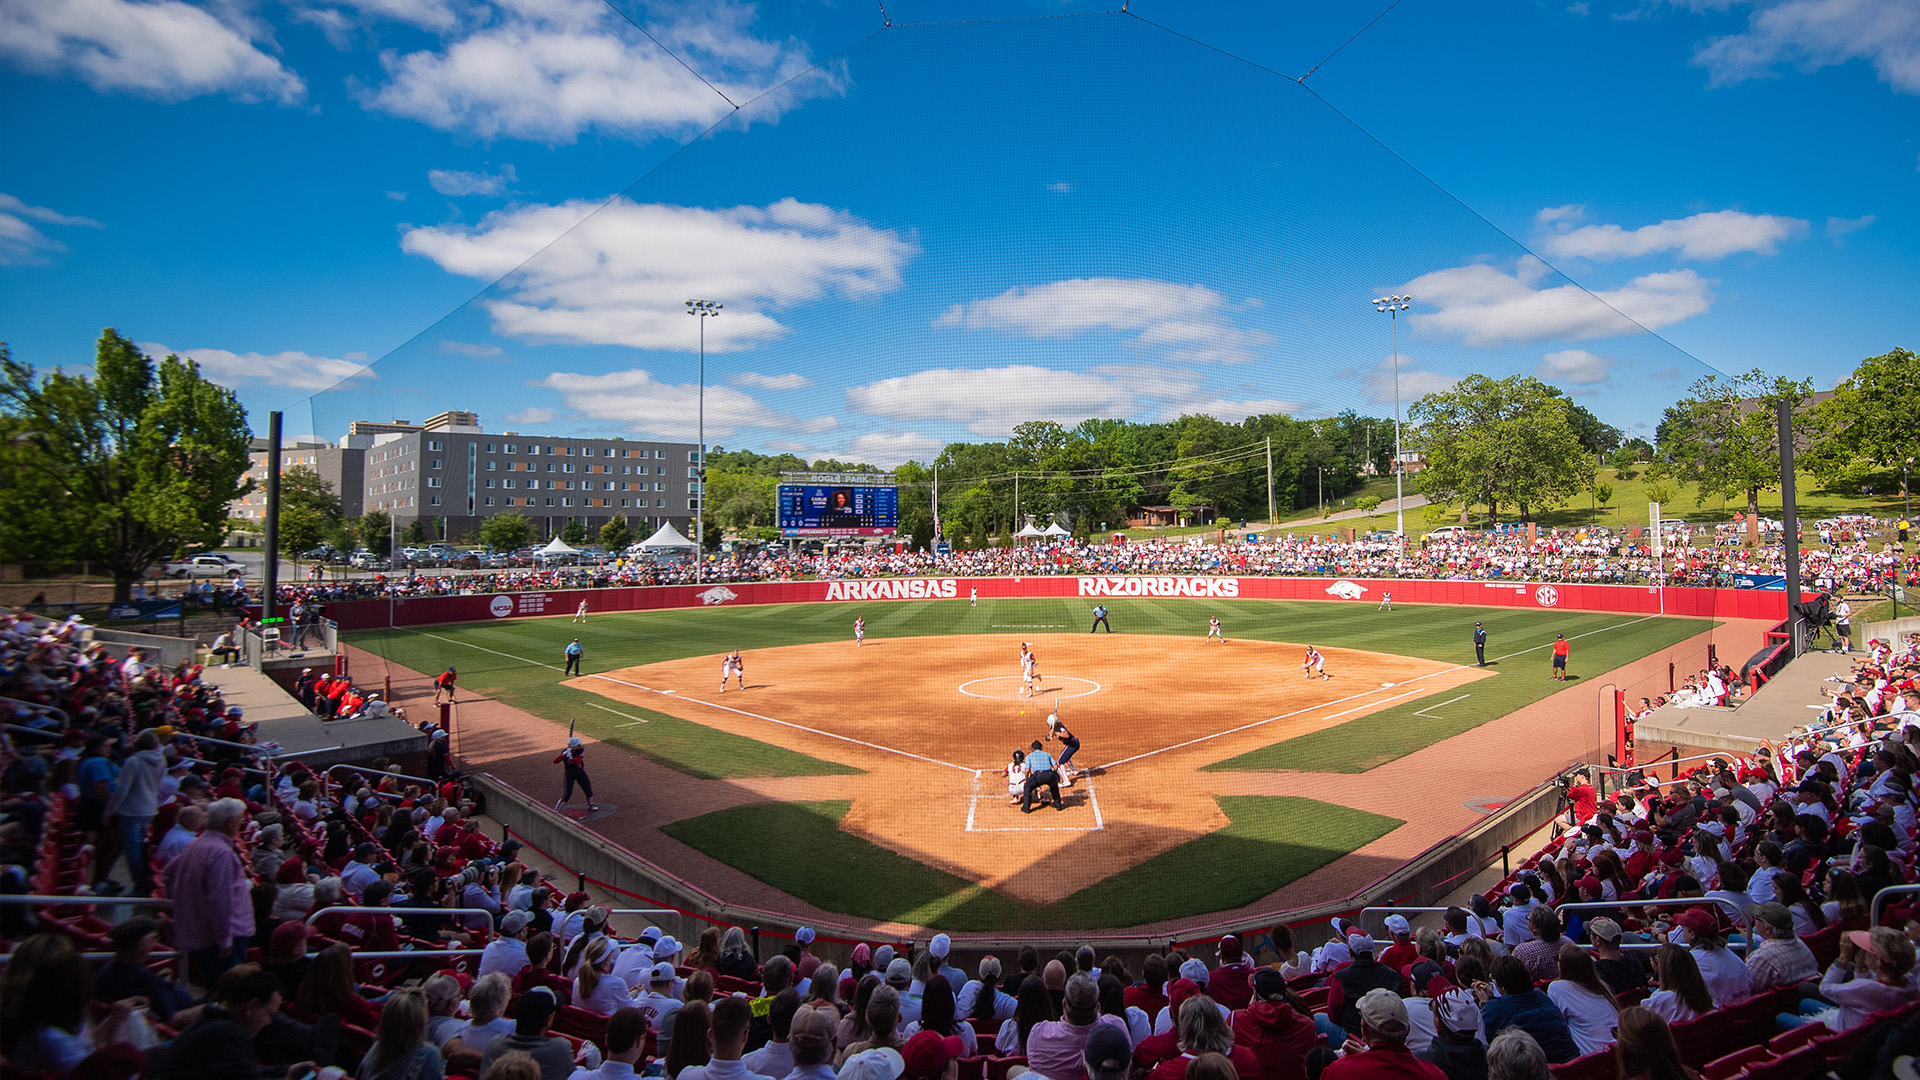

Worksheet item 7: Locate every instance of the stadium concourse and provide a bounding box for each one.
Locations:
[11,595,1920,1080]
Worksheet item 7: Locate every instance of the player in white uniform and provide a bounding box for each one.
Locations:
[1022,650,1038,697]
[1207,616,1224,643]
[1377,591,1393,612]
[719,653,734,692]
[854,616,865,647]
[729,651,744,689]
[1306,646,1330,680]
[1005,750,1029,805]
[574,599,589,622]
[970,587,977,608]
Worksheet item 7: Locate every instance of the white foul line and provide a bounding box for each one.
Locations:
[398,628,974,774]
[586,702,650,725]
[1414,694,1471,720]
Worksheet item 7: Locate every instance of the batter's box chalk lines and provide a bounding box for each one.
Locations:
[1095,613,1667,774]
[964,769,1103,833]
[399,627,972,774]
[957,676,1101,701]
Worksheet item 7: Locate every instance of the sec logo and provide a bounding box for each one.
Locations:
[1534,585,1560,608]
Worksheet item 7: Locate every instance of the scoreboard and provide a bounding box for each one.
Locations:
[778,478,898,537]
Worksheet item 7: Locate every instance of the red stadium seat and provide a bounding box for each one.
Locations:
[1738,1043,1826,1080]
[554,1005,610,1047]
[1547,1049,1616,1080]
[984,1056,1026,1080]
[1765,1022,1830,1054]
[1699,1046,1770,1080]
[956,1057,987,1080]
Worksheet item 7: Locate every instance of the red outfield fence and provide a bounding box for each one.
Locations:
[314,575,1803,631]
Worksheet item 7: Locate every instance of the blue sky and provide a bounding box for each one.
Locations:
[2,0,1916,462]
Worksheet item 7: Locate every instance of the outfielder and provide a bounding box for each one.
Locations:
[854,616,865,648]
[1377,591,1393,612]
[574,599,589,623]
[1207,616,1224,643]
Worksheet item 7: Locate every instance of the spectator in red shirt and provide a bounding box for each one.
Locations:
[513,932,573,999]
[1206,936,1256,1011]
[1321,990,1445,1080]
[1125,955,1169,1020]
[1376,916,1419,976]
[1566,769,1598,824]
[1145,994,1259,1080]
[1230,969,1316,1080]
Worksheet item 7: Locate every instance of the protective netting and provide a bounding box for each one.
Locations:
[302,11,1720,457]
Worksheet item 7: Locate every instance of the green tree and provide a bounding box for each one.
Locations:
[1355,495,1382,528]
[1607,446,1640,481]
[1809,347,1920,493]
[278,504,327,569]
[1593,481,1615,523]
[600,515,633,551]
[401,519,428,545]
[479,512,533,552]
[358,510,393,557]
[281,465,343,523]
[560,519,587,545]
[0,331,253,599]
[1659,368,1814,523]
[1409,374,1589,522]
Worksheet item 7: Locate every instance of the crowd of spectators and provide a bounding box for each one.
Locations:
[266,526,1919,608]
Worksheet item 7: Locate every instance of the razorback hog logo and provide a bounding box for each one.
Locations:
[1325,580,1369,600]
[698,586,739,606]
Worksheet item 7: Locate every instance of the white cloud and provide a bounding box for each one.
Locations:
[846,365,1142,437]
[403,196,916,350]
[1405,255,1715,346]
[0,0,304,103]
[934,277,1272,365]
[1355,357,1458,406]
[437,339,503,357]
[301,0,466,35]
[1538,208,1807,261]
[1046,182,1074,193]
[361,0,828,143]
[1155,397,1307,423]
[1692,0,1920,94]
[428,164,515,197]
[0,193,102,265]
[141,342,376,392]
[386,190,408,201]
[531,367,829,439]
[1537,348,1616,385]
[728,371,813,391]
[502,406,557,425]
[1826,214,1877,243]
[1535,204,1586,227]
[847,431,943,466]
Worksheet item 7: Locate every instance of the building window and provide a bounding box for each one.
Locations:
[689,450,702,463]
[505,444,516,454]
[688,498,701,510]
[485,479,496,489]
[484,496,495,506]
[426,477,443,488]
[562,463,574,473]
[687,468,700,478]
[486,461,496,471]
[428,440,443,451]
[429,495,441,506]
[431,459,443,469]
[655,482,666,491]
[545,498,554,507]
[656,498,666,507]
[619,465,629,474]
[561,498,572,507]
[655,449,665,458]
[545,463,555,472]
[503,479,516,489]
[689,481,703,494]
[603,448,615,457]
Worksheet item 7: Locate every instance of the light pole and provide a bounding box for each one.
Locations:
[686,299,721,556]
[1316,465,1328,521]
[1373,295,1412,546]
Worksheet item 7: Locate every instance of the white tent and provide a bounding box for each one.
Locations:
[636,521,698,551]
[1014,521,1046,538]
[1041,521,1072,537]
[537,537,578,555]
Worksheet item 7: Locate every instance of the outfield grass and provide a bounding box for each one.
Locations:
[659,795,1402,931]
[350,598,1719,778]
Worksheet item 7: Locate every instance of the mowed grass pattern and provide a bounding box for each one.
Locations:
[659,795,1403,931]
[351,596,1718,777]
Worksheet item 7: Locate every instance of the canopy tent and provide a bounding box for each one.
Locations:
[537,537,579,554]
[636,522,698,550]
[1014,521,1046,538]
[1041,521,1072,537]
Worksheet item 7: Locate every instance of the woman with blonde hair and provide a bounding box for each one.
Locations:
[573,935,634,1016]
[358,989,444,1080]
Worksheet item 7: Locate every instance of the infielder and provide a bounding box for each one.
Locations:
[1378,591,1393,612]
[719,652,735,693]
[729,651,744,689]
[1303,645,1330,680]
[574,599,589,623]
[1207,616,1224,643]
[1022,647,1040,697]
[554,736,597,814]
[854,616,865,648]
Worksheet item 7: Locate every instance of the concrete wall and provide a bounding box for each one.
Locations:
[89,627,197,667]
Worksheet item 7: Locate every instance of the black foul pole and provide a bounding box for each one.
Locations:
[263,411,282,623]
[1778,400,1802,659]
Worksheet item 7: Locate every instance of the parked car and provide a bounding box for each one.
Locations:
[1425,526,1470,539]
[167,554,245,579]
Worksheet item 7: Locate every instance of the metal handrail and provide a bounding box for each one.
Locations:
[1870,884,1920,928]
[1556,896,1751,957]
[0,695,70,726]
[1357,906,1453,938]
[0,950,181,964]
[306,905,498,933]
[311,948,486,959]
[326,763,439,796]
[0,895,173,908]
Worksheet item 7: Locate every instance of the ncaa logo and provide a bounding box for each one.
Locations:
[1534,585,1560,608]
[489,595,514,618]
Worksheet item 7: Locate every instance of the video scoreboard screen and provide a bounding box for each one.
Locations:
[778,478,898,536]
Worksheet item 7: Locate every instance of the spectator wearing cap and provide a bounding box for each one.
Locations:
[483,987,578,1080]
[1782,926,1920,1032]
[1583,919,1647,996]
[929,934,965,994]
[1206,936,1255,1011]
[1667,909,1751,1007]
[1320,989,1444,1080]
[781,1002,840,1080]
[481,910,536,980]
[1477,956,1577,1065]
[1230,968,1315,1080]
[1498,886,1539,949]
[899,1029,963,1080]
[838,1048,904,1080]
[1377,918,1419,976]
[1783,813,1831,876]
[1133,978,1201,1071]
[1083,1023,1133,1080]
[567,1007,647,1080]
[341,841,382,899]
[1744,903,1818,991]
[884,958,920,1027]
[677,997,778,1080]
[262,920,319,999]
[95,916,199,1025]
[1152,963,1218,1035]
[1321,934,1402,1045]
[638,962,687,1062]
[1027,974,1103,1080]
[612,937,656,990]
[164,796,255,988]
[1414,988,1486,1080]
[792,927,823,982]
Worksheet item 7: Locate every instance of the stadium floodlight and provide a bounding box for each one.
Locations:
[1373,295,1413,545]
[686,300,722,557]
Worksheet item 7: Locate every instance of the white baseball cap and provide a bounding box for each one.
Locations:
[1384,914,1411,934]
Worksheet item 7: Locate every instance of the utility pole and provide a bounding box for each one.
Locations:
[1778,400,1804,658]
[1265,436,1275,528]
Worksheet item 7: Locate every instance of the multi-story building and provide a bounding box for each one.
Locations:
[229,437,367,522]
[361,418,702,542]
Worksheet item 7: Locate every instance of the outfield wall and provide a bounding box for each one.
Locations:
[319,575,1800,631]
